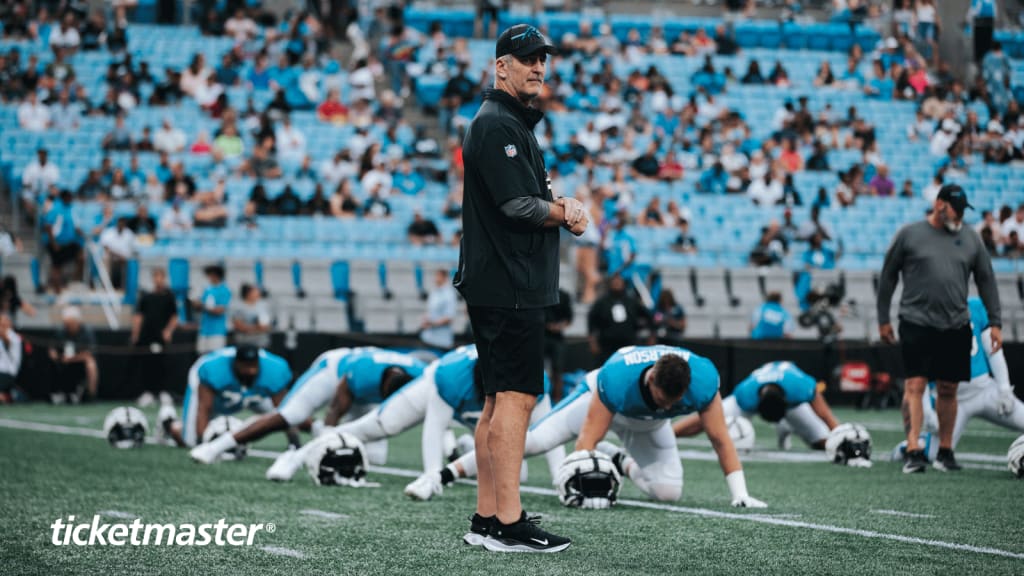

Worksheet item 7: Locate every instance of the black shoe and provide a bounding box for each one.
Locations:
[483,512,571,553]
[463,514,493,546]
[902,449,928,474]
[933,448,962,472]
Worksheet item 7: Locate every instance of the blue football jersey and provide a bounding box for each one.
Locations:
[434,344,550,427]
[596,345,720,420]
[196,348,293,414]
[967,297,991,380]
[338,348,426,404]
[732,361,817,413]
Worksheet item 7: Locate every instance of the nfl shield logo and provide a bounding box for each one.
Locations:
[504,144,518,158]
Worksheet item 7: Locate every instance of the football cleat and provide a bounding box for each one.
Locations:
[902,449,928,474]
[825,423,872,467]
[555,449,621,510]
[933,448,962,472]
[1008,434,1024,479]
[201,416,248,461]
[404,472,443,501]
[266,446,303,481]
[103,406,149,449]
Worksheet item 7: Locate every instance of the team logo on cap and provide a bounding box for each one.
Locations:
[504,144,518,158]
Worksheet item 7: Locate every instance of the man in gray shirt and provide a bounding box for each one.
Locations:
[877,184,1002,474]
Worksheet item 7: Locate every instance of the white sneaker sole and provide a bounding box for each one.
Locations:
[482,538,571,553]
[462,532,487,546]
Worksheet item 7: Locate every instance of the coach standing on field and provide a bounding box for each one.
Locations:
[877,184,1001,474]
[455,24,587,553]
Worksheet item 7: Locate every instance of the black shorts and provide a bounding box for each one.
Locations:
[49,243,81,267]
[898,321,972,383]
[468,305,545,397]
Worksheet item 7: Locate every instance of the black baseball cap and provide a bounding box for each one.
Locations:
[495,24,557,59]
[235,344,260,362]
[936,184,973,215]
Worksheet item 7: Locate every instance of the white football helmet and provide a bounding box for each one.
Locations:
[726,416,756,452]
[825,423,872,467]
[1008,434,1024,479]
[201,416,248,461]
[305,431,369,486]
[555,449,621,509]
[103,406,149,449]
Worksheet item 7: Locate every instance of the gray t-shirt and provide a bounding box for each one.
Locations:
[231,301,272,348]
[877,220,1001,330]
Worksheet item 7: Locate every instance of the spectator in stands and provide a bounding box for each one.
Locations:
[193,185,229,228]
[127,204,157,247]
[154,117,186,154]
[588,274,652,365]
[231,284,271,348]
[49,13,80,55]
[164,162,196,201]
[180,54,211,97]
[864,59,894,100]
[100,217,135,289]
[274,115,306,163]
[408,211,440,246]
[741,61,765,85]
[1,276,36,327]
[49,306,98,402]
[698,162,729,195]
[604,210,637,280]
[653,288,686,341]
[869,164,895,196]
[225,8,258,43]
[317,88,348,124]
[363,187,392,219]
[1005,231,1024,258]
[361,156,393,196]
[750,221,787,267]
[241,139,282,179]
[160,199,192,232]
[769,61,791,87]
[638,197,665,227]
[1003,204,1024,241]
[814,61,835,87]
[0,313,22,401]
[212,122,244,160]
[79,11,106,51]
[330,180,361,218]
[192,264,231,353]
[671,211,698,253]
[305,184,331,215]
[108,168,131,200]
[930,118,959,156]
[17,91,49,131]
[101,114,133,151]
[803,232,839,270]
[748,172,784,206]
[273,185,302,216]
[320,150,356,187]
[900,179,915,199]
[921,172,943,202]
[49,88,80,131]
[21,148,59,219]
[420,268,457,351]
[779,139,803,173]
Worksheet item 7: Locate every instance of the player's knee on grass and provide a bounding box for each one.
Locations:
[635,460,684,502]
[647,483,682,503]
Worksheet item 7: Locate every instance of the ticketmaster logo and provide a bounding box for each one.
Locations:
[50,515,275,546]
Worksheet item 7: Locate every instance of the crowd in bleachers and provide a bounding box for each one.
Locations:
[0,2,1022,310]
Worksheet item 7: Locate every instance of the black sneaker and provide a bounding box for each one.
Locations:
[483,512,571,553]
[902,449,928,474]
[463,514,493,546]
[933,448,963,472]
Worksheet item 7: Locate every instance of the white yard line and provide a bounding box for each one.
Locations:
[871,509,936,519]
[299,509,349,520]
[3,417,1024,562]
[259,545,305,559]
[98,510,139,519]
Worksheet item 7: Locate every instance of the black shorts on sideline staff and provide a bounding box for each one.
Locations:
[898,321,971,382]
[469,306,545,397]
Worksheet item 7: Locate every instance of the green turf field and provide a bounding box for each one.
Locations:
[1,403,1021,575]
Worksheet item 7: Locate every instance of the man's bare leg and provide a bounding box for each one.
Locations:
[489,391,536,525]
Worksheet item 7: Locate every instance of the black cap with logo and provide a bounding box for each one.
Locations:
[937,184,973,216]
[235,344,261,363]
[495,24,557,59]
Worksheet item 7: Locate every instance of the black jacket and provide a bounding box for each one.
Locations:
[454,89,559,309]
